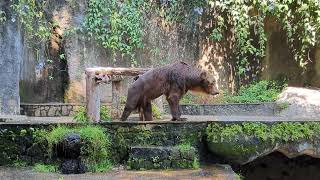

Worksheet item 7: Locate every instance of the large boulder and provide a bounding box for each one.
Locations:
[276,87,320,118]
[57,133,81,159]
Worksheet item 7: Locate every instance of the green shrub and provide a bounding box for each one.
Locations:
[152,103,162,120]
[73,106,112,123]
[225,80,287,103]
[41,125,112,172]
[33,163,57,173]
[206,122,320,144]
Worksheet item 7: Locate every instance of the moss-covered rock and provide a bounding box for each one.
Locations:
[206,122,320,164]
[127,145,199,170]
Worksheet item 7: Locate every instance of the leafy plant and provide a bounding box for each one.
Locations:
[33,163,57,173]
[11,0,51,43]
[43,125,112,172]
[206,122,320,144]
[73,106,112,122]
[225,80,287,103]
[152,103,162,120]
[0,10,6,23]
[12,159,27,167]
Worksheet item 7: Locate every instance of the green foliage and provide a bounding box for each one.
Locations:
[33,163,57,173]
[175,142,192,153]
[236,173,244,180]
[78,126,112,172]
[174,143,200,169]
[84,0,145,62]
[73,107,87,123]
[208,0,320,75]
[0,10,6,23]
[12,159,27,167]
[277,102,290,111]
[100,106,112,121]
[73,106,111,123]
[225,80,287,103]
[151,103,162,120]
[41,125,112,172]
[181,93,196,104]
[11,0,51,43]
[206,122,320,144]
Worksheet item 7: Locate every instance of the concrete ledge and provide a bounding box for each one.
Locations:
[20,102,278,117]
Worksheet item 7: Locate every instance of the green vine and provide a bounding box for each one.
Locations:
[206,122,320,143]
[0,10,6,24]
[11,0,51,43]
[208,0,320,77]
[84,0,146,64]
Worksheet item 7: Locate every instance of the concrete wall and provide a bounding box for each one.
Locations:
[0,1,22,115]
[0,1,319,107]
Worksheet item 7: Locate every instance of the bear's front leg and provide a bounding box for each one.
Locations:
[143,101,153,121]
[167,94,181,121]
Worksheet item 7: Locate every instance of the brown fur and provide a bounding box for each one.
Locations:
[121,61,219,121]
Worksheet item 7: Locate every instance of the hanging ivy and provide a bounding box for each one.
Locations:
[208,0,320,77]
[84,0,146,63]
[11,0,51,43]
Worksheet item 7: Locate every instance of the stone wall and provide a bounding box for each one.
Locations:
[0,121,208,167]
[19,103,277,117]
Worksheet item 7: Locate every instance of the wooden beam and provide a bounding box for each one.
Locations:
[86,67,151,76]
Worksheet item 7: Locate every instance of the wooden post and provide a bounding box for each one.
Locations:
[86,71,101,122]
[111,80,122,119]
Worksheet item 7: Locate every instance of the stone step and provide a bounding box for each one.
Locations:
[127,145,199,170]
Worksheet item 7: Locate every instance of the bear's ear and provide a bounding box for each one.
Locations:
[200,71,207,80]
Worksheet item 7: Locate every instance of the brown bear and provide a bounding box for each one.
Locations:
[121,61,219,121]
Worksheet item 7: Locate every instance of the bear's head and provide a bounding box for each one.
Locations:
[199,71,219,96]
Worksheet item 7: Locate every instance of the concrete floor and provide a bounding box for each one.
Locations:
[1,114,320,125]
[0,165,238,180]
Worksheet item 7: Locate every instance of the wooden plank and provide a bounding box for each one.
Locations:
[86,67,151,76]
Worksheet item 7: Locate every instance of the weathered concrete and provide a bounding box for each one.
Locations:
[0,2,23,115]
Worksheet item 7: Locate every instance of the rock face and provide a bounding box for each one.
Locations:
[57,133,86,174]
[57,133,81,159]
[61,159,86,174]
[276,87,320,118]
[207,137,320,165]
